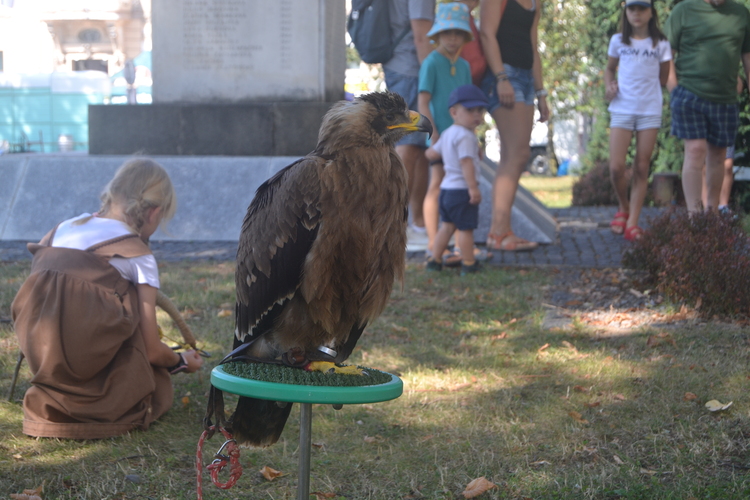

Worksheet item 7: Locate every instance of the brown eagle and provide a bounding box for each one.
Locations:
[208,91,432,447]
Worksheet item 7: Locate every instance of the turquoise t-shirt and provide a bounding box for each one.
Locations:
[665,0,750,104]
[418,50,471,134]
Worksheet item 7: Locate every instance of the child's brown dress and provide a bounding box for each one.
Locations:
[11,231,173,439]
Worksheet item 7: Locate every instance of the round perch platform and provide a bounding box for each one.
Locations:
[210,364,403,499]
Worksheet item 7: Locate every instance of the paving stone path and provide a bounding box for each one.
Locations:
[0,206,667,268]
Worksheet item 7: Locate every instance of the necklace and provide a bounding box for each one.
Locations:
[438,46,464,76]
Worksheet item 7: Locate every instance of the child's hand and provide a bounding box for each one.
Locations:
[605,81,618,102]
[183,349,204,373]
[469,186,482,205]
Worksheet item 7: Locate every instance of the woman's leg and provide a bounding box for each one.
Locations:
[423,164,445,256]
[609,127,633,234]
[628,128,658,230]
[489,103,534,246]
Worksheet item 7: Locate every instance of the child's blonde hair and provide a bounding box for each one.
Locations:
[99,158,177,232]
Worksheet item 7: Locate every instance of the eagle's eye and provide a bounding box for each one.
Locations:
[385,112,396,121]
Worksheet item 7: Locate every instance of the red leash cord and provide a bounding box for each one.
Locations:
[196,426,242,499]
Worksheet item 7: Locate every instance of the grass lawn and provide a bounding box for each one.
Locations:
[2,261,750,499]
[519,175,578,209]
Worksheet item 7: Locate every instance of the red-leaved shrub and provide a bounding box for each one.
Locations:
[623,208,750,318]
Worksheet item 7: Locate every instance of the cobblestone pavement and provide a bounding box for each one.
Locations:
[0,206,666,268]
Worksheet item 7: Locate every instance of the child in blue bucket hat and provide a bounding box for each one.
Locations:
[419,3,485,265]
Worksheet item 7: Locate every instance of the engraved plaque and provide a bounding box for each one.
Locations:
[153,0,345,103]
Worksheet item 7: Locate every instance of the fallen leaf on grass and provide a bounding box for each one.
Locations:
[561,341,578,353]
[705,400,733,412]
[573,385,588,393]
[530,460,551,466]
[259,465,285,481]
[584,401,601,408]
[683,392,698,401]
[217,309,232,318]
[181,396,190,407]
[364,435,384,444]
[646,332,677,348]
[538,343,550,352]
[568,411,590,424]
[491,332,508,340]
[640,468,658,475]
[613,393,627,401]
[10,484,43,500]
[462,477,497,498]
[10,494,42,500]
[613,455,624,465]
[311,492,337,499]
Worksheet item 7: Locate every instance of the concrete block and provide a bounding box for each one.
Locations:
[88,103,335,156]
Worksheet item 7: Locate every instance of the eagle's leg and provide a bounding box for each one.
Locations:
[304,361,367,375]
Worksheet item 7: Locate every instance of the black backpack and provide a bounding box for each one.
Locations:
[347,0,412,65]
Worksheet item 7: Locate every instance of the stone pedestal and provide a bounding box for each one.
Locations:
[89,0,345,156]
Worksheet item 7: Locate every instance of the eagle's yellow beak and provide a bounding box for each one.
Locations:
[387,110,433,137]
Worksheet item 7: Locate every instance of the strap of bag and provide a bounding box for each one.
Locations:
[392,24,411,50]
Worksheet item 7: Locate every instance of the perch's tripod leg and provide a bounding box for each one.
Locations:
[7,351,24,401]
[297,403,312,500]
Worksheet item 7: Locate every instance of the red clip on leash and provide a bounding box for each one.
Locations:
[196,426,242,499]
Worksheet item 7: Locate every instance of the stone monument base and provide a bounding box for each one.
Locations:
[88,102,337,156]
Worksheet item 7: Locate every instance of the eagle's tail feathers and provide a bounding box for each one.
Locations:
[228,396,294,448]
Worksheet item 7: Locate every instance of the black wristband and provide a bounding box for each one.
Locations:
[429,159,444,166]
[168,352,188,374]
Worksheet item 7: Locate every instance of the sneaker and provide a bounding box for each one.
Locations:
[460,261,482,276]
[426,259,443,271]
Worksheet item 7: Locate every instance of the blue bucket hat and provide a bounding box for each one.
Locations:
[426,3,473,41]
[448,84,489,109]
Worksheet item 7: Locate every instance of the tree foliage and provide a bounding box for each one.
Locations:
[540,0,750,174]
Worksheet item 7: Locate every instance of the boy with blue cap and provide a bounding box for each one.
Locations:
[425,84,489,275]
[418,2,474,261]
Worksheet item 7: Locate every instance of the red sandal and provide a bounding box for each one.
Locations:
[624,225,644,241]
[610,211,629,235]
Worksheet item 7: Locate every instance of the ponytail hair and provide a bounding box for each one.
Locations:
[620,5,667,48]
[99,158,177,233]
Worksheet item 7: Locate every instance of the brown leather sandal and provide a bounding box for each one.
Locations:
[487,232,538,252]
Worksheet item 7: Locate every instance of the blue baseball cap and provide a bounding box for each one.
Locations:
[448,84,489,109]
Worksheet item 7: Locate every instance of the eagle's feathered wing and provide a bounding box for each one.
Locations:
[216,92,431,447]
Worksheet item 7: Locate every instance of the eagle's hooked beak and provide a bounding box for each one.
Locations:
[388,110,433,137]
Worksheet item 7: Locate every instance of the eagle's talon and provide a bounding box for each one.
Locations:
[305,361,364,375]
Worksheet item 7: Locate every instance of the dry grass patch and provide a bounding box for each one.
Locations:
[519,175,577,209]
[1,261,750,499]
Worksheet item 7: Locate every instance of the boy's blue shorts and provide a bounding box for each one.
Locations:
[439,189,479,231]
